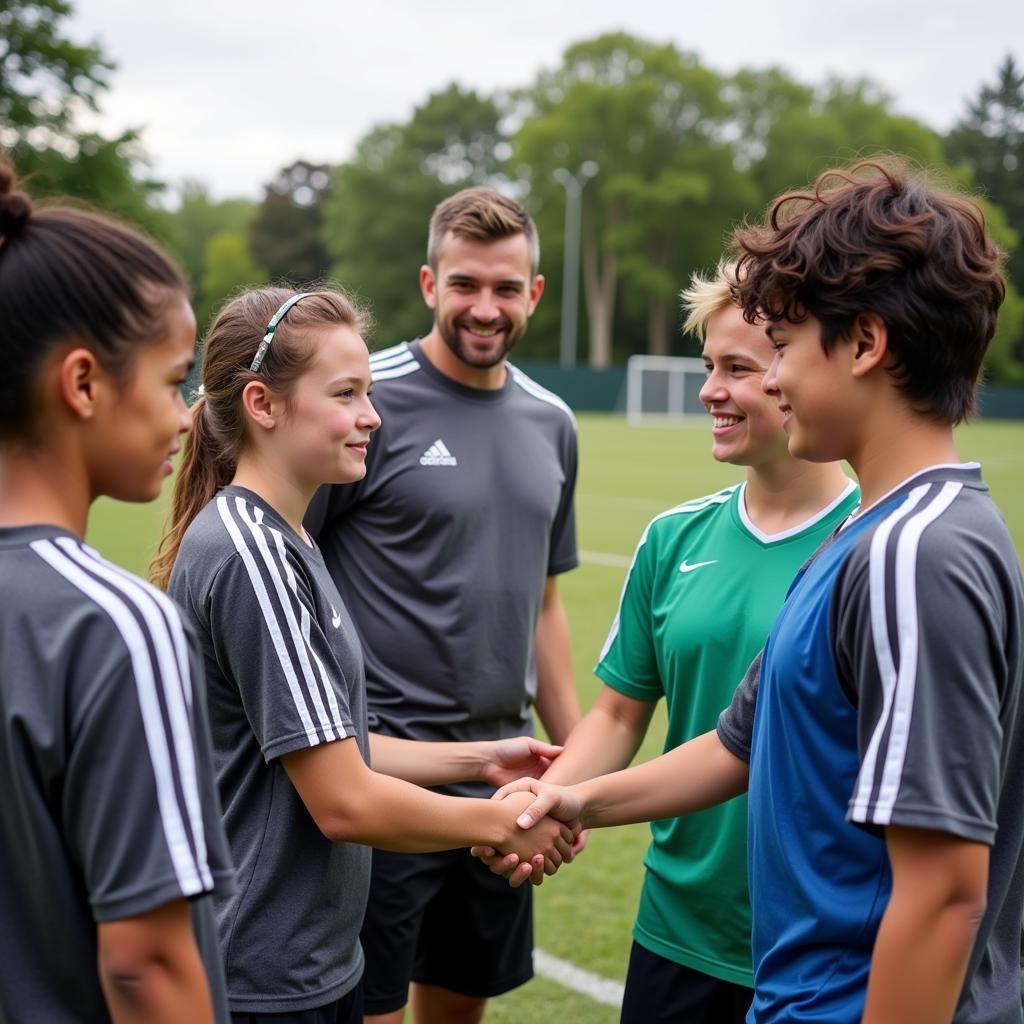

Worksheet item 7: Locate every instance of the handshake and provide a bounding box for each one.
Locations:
[474,778,588,888]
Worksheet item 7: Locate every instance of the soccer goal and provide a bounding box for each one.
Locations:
[625,355,707,424]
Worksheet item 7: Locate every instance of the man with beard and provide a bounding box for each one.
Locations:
[307,187,580,1024]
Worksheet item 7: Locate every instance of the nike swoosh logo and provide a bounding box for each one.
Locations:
[331,607,342,628]
[679,559,717,574]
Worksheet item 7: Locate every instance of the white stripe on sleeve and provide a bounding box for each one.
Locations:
[268,527,349,738]
[850,482,962,824]
[31,539,206,896]
[216,497,320,747]
[54,538,213,890]
[232,498,340,742]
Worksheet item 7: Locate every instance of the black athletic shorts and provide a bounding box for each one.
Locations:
[360,847,533,1015]
[620,941,753,1024]
[230,980,362,1024]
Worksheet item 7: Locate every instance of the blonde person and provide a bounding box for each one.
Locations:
[478,262,857,1023]
[152,286,576,1024]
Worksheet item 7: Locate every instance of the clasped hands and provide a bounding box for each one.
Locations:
[473,778,586,887]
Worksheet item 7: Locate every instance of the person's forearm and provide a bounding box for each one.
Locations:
[542,701,650,786]
[98,907,215,1024]
[534,585,579,744]
[327,768,565,861]
[369,734,486,787]
[102,964,214,1024]
[577,729,748,829]
[862,854,986,1022]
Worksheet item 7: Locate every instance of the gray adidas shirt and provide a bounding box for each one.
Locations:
[169,487,371,1014]
[0,525,234,1023]
[307,340,579,796]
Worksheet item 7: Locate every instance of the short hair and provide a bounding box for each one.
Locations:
[731,158,1006,424]
[680,261,739,341]
[427,187,540,276]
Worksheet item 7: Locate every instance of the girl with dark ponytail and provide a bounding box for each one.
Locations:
[159,286,577,1022]
[0,160,233,1022]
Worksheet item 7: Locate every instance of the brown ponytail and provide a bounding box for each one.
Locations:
[149,284,369,589]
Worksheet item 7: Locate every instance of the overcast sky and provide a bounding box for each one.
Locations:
[70,0,1022,202]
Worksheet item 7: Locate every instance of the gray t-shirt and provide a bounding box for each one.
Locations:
[169,487,371,1014]
[718,465,1024,1023]
[307,340,579,795]
[0,525,234,1023]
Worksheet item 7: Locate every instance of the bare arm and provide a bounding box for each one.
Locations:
[97,900,214,1024]
[541,684,656,785]
[473,684,656,883]
[369,733,562,788]
[282,737,576,867]
[862,827,988,1024]
[503,728,749,830]
[533,576,580,744]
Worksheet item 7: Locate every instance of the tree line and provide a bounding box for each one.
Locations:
[5,4,1024,379]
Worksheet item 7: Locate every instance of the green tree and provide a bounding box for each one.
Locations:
[323,84,507,345]
[0,1,169,235]
[0,0,109,144]
[515,33,759,365]
[196,230,266,333]
[168,181,257,288]
[249,160,333,284]
[742,76,945,206]
[946,55,1024,294]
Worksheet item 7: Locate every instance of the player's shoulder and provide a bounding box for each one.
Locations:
[645,485,739,536]
[841,467,1017,598]
[628,485,739,562]
[368,341,423,386]
[507,363,577,428]
[26,533,188,665]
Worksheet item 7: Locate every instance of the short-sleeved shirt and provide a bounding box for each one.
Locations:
[169,487,371,1014]
[597,479,859,986]
[0,525,234,1023]
[307,340,579,795]
[717,464,1024,1023]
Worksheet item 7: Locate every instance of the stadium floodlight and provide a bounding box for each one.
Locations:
[626,354,709,424]
[553,161,599,368]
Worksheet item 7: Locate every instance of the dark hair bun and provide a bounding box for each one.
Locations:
[0,163,33,239]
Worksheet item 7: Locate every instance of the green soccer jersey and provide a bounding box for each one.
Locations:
[596,479,860,986]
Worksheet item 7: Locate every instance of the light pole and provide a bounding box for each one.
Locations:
[553,160,598,368]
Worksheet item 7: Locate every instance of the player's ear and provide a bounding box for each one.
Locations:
[419,265,438,311]
[848,313,889,379]
[240,380,279,431]
[58,346,105,421]
[527,273,545,314]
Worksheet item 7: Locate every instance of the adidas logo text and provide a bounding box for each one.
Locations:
[419,438,458,467]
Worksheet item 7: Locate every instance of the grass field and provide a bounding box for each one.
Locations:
[87,413,1024,1023]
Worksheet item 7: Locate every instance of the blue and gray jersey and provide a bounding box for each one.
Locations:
[718,464,1024,1023]
[307,339,579,795]
[0,525,234,1023]
[170,486,371,1014]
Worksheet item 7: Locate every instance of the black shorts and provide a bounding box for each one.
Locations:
[231,980,362,1024]
[360,847,533,1015]
[620,941,753,1024]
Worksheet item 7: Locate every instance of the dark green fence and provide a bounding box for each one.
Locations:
[517,360,1024,420]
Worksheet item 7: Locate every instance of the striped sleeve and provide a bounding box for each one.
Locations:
[210,494,356,761]
[31,537,233,921]
[836,482,1007,843]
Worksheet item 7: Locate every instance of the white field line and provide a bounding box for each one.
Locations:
[580,549,631,569]
[534,948,625,1007]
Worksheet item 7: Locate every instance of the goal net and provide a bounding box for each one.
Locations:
[625,355,707,424]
